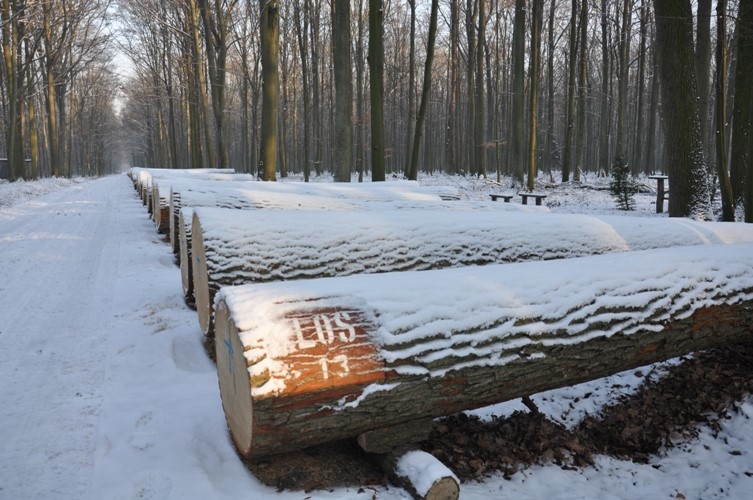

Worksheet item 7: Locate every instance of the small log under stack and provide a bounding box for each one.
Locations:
[213,243,753,459]
[192,207,753,336]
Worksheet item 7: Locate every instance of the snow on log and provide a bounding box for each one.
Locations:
[214,243,753,458]
[192,207,753,336]
[167,180,467,255]
[374,448,460,500]
[151,174,255,234]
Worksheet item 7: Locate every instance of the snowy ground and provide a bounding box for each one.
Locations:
[0,173,751,500]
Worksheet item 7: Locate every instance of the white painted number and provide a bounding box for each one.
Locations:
[319,355,350,380]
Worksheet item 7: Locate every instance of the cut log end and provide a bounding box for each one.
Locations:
[215,300,255,457]
[214,299,388,458]
[191,211,213,335]
[375,447,460,500]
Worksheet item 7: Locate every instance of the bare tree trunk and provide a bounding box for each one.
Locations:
[695,0,712,154]
[527,0,543,191]
[598,0,611,173]
[465,0,477,174]
[574,0,588,182]
[407,0,439,181]
[368,0,385,181]
[715,0,734,221]
[653,0,710,218]
[354,0,366,182]
[259,0,279,181]
[632,0,648,172]
[403,0,416,177]
[332,0,352,182]
[545,0,556,174]
[511,0,526,186]
[446,0,459,175]
[730,0,753,213]
[562,0,578,182]
[614,0,632,162]
[475,0,487,177]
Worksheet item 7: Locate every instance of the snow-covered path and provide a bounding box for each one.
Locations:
[0,176,280,500]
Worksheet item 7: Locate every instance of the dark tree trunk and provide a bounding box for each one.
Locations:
[653,0,710,217]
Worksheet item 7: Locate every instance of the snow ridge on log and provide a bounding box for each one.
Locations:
[220,243,753,396]
[193,207,753,335]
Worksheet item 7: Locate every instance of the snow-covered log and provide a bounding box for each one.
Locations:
[167,180,469,256]
[192,207,753,336]
[374,448,460,500]
[214,243,753,458]
[151,174,256,234]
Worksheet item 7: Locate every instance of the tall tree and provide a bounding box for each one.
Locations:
[653,0,710,217]
[510,0,526,185]
[403,0,416,177]
[715,0,734,221]
[695,0,712,152]
[199,0,238,169]
[527,0,543,191]
[598,0,611,172]
[446,0,459,175]
[574,0,589,182]
[614,0,632,162]
[730,0,753,217]
[368,0,385,181]
[259,0,279,180]
[331,0,352,182]
[475,0,487,177]
[407,0,439,180]
[562,0,578,182]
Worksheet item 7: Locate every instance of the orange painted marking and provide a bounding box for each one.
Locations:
[277,308,386,397]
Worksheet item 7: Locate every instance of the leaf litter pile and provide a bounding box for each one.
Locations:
[249,343,753,491]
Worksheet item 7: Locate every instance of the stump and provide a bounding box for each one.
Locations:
[214,243,753,459]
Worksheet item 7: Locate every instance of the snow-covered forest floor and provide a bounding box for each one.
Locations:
[0,172,751,500]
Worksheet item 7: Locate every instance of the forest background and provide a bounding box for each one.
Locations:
[1,0,752,220]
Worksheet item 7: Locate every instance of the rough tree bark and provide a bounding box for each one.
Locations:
[715,0,735,221]
[332,0,353,182]
[527,0,543,191]
[368,0,386,181]
[511,0,526,186]
[653,0,710,218]
[259,0,279,181]
[730,0,753,217]
[407,0,439,181]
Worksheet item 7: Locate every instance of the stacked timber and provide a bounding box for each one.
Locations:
[167,180,468,256]
[213,243,753,459]
[191,207,753,335]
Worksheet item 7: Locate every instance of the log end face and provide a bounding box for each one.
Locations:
[191,211,212,336]
[425,477,460,500]
[215,299,255,458]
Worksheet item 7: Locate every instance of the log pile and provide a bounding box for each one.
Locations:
[212,243,753,459]
[127,168,753,499]
[191,206,753,336]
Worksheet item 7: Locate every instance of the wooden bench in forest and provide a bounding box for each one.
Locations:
[489,193,514,202]
[190,207,753,336]
[519,191,548,205]
[213,243,753,497]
